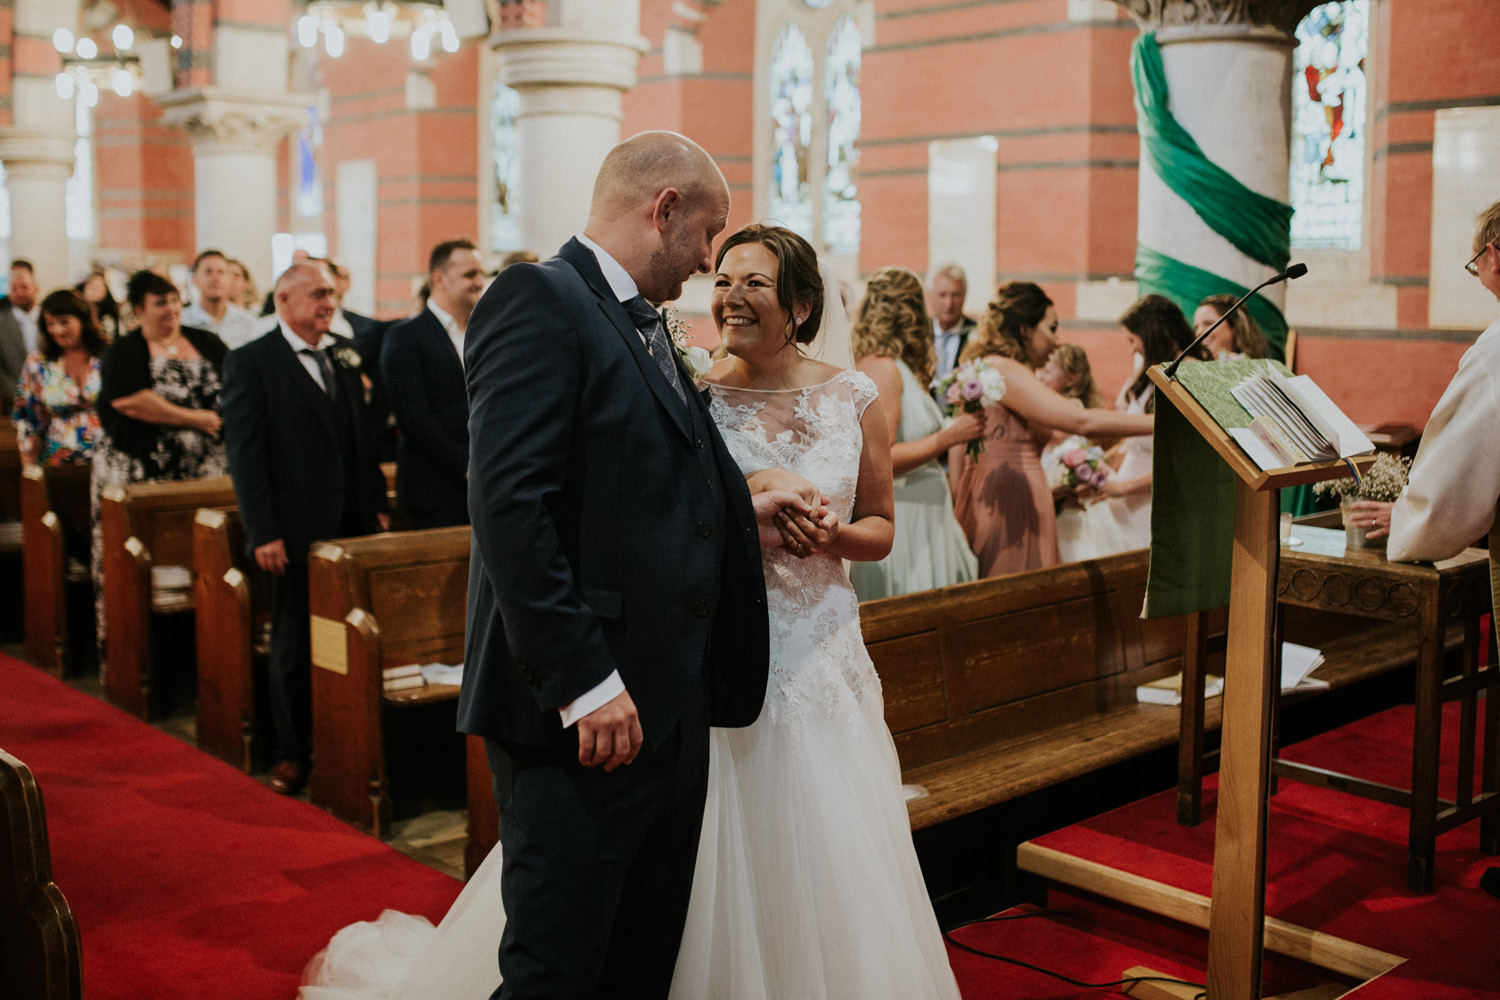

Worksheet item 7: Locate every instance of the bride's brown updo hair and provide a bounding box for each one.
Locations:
[960,281,1054,366]
[715,223,823,347]
[851,267,937,387]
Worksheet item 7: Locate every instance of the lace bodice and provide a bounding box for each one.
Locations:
[707,370,882,733]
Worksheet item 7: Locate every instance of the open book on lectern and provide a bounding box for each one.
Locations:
[1169,358,1374,473]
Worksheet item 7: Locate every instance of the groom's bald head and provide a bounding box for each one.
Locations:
[589,131,726,223]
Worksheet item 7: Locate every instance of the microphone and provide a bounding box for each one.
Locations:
[1163,262,1308,379]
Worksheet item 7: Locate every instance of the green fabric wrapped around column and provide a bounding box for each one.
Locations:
[1132,31,1294,272]
[1136,245,1287,360]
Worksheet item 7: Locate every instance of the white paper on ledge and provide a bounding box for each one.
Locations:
[420,663,464,686]
[1229,427,1287,472]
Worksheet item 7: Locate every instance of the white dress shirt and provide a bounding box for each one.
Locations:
[182,300,260,350]
[933,317,966,379]
[14,304,39,354]
[1388,314,1500,562]
[426,298,466,369]
[279,322,337,392]
[554,232,639,728]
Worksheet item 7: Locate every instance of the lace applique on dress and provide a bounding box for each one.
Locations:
[707,370,883,736]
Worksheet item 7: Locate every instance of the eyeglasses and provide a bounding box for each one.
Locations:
[1467,242,1493,277]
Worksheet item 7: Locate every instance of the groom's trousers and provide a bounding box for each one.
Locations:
[485,683,710,1000]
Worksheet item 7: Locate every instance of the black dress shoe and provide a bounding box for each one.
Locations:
[270,760,307,796]
[1481,867,1500,900]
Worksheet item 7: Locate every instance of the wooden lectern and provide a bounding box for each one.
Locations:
[1146,365,1374,1000]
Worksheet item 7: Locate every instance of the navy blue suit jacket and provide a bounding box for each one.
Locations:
[220,329,388,562]
[381,308,469,527]
[458,239,770,752]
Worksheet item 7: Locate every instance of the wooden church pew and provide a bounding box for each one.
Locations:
[20,464,92,676]
[0,747,82,1000]
[193,508,271,773]
[99,475,238,719]
[307,526,470,836]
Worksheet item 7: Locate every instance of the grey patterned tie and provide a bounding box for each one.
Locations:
[623,295,687,405]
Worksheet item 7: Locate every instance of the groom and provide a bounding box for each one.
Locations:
[460,132,801,998]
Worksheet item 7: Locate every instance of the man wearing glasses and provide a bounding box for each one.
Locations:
[1350,198,1500,899]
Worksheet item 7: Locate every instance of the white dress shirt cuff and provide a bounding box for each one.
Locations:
[558,670,625,728]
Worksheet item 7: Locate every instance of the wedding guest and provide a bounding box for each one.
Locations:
[225,258,259,313]
[927,263,975,394]
[181,249,260,349]
[949,282,1153,577]
[11,289,106,466]
[381,239,486,528]
[1193,292,1270,360]
[0,259,41,409]
[1094,294,1210,550]
[1036,344,1129,563]
[850,266,982,599]
[77,269,121,340]
[92,270,229,648]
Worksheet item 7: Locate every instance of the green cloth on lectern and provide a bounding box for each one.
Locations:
[1142,359,1290,618]
[1135,246,1288,360]
[1281,483,1319,517]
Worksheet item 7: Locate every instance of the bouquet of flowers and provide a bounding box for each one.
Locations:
[1312,452,1410,503]
[932,359,1006,459]
[1059,444,1110,491]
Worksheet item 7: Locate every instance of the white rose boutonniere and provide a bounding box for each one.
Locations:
[662,305,713,381]
[332,345,363,371]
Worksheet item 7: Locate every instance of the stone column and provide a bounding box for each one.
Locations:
[0,0,82,287]
[1115,1,1322,310]
[491,3,648,255]
[155,89,309,290]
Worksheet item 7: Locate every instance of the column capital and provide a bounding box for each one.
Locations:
[0,128,76,171]
[154,88,311,154]
[1112,1,1323,35]
[491,27,649,93]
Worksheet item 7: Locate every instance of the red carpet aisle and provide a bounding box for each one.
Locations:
[955,700,1497,999]
[0,653,461,1000]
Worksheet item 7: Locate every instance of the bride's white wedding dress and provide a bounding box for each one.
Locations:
[299,369,959,1000]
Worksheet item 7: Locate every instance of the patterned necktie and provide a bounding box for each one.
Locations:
[623,295,686,404]
[301,347,337,400]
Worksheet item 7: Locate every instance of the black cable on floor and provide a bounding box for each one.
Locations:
[942,909,1209,997]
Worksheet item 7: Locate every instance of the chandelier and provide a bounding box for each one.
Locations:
[52,23,174,106]
[297,1,461,60]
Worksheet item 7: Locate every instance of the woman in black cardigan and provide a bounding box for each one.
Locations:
[91,270,230,649]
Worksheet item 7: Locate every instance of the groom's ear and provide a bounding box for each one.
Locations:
[652,188,683,232]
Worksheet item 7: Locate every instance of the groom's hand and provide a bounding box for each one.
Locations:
[577,690,644,771]
[751,489,813,548]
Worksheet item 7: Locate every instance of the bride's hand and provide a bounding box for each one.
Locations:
[751,490,814,548]
[746,468,822,509]
[778,505,839,557]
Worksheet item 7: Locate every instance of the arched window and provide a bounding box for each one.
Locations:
[768,24,814,240]
[1289,0,1369,251]
[66,99,94,243]
[760,1,863,260]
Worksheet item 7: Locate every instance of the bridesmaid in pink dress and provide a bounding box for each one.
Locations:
[948,282,1154,578]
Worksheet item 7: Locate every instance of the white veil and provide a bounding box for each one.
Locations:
[803,258,854,371]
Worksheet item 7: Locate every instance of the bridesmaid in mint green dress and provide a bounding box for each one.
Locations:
[850,268,983,601]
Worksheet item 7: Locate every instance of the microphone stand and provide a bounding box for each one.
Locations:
[1162,263,1307,380]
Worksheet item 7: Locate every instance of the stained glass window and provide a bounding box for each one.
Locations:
[823,16,860,257]
[768,24,814,241]
[1289,0,1368,251]
[296,107,322,220]
[490,81,521,252]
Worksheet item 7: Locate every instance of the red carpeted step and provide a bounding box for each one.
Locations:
[0,652,462,1000]
[1029,700,1500,999]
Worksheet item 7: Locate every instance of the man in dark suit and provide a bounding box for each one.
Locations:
[928,262,977,397]
[220,261,390,795]
[0,259,40,409]
[381,238,487,528]
[460,131,809,998]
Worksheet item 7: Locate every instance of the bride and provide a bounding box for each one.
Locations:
[300,224,961,999]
